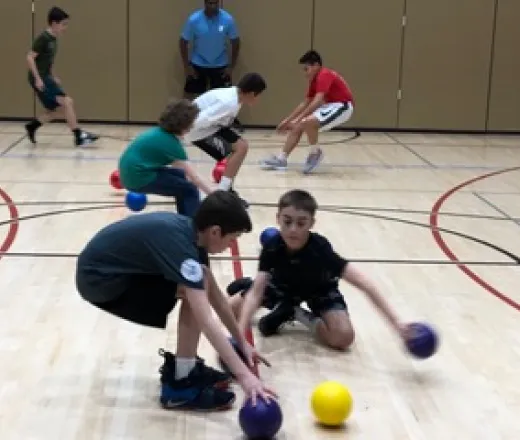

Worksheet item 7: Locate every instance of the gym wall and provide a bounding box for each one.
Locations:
[1,0,520,131]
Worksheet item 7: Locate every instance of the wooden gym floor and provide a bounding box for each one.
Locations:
[0,121,519,439]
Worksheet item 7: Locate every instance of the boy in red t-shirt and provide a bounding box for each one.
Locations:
[261,50,355,174]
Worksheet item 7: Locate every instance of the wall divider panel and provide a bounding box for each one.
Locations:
[222,0,313,126]
[1,0,35,119]
[34,0,128,121]
[486,0,520,131]
[398,0,496,131]
[313,0,405,129]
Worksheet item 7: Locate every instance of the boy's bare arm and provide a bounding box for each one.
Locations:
[204,267,248,346]
[237,272,269,332]
[27,51,43,89]
[342,263,404,333]
[183,285,252,379]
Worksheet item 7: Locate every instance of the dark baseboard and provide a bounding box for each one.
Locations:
[1,117,519,136]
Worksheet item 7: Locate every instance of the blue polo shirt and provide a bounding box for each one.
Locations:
[181,9,238,68]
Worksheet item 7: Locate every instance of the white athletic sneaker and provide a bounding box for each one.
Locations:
[260,155,288,170]
[303,148,324,174]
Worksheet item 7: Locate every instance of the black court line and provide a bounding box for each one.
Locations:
[101,132,363,147]
[386,132,436,167]
[1,199,520,223]
[0,200,518,267]
[321,206,520,264]
[473,192,520,229]
[3,129,520,149]
[0,134,27,157]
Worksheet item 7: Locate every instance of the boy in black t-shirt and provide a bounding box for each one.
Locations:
[227,189,410,350]
[26,7,98,147]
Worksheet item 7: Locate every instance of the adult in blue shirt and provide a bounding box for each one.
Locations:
[180,0,242,130]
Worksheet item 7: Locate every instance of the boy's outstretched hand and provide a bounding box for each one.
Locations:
[242,342,271,370]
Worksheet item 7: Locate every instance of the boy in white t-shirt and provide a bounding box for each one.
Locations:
[183,73,267,207]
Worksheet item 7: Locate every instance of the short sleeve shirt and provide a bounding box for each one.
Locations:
[258,232,348,299]
[307,67,354,104]
[30,31,57,78]
[118,126,188,189]
[77,212,208,290]
[181,9,238,67]
[182,86,242,142]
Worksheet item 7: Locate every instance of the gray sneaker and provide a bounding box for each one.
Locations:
[260,155,288,170]
[303,148,324,174]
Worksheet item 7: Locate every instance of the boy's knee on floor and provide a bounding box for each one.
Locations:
[327,327,355,351]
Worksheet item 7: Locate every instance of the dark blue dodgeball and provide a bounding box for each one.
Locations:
[260,227,279,246]
[239,396,283,439]
[405,322,438,359]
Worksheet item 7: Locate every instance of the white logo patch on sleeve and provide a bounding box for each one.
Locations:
[180,259,203,283]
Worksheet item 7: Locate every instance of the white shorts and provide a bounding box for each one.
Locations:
[313,102,354,132]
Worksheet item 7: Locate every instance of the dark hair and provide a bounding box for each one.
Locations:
[278,189,318,216]
[237,73,267,96]
[48,7,69,25]
[194,190,252,235]
[299,50,322,66]
[158,98,200,135]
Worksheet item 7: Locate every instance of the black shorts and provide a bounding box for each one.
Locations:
[76,271,179,329]
[184,63,231,95]
[192,127,241,161]
[265,283,348,317]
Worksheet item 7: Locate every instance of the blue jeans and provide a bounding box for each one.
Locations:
[135,168,201,217]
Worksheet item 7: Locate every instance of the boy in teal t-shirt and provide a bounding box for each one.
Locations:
[119,99,214,217]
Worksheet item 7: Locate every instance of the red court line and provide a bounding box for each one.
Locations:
[0,187,19,260]
[429,166,520,312]
[229,238,259,376]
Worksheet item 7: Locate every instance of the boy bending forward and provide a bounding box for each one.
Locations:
[227,189,409,350]
[76,191,274,410]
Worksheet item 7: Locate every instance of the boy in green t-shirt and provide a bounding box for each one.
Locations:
[119,99,215,217]
[25,6,98,147]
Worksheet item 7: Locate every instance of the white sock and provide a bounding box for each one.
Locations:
[309,145,320,155]
[278,151,287,160]
[175,357,196,380]
[218,176,233,191]
[294,306,319,332]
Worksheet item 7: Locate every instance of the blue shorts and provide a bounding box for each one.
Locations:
[131,167,201,218]
[29,75,66,111]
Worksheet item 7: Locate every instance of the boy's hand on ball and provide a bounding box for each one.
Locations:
[238,372,278,406]
[398,323,414,340]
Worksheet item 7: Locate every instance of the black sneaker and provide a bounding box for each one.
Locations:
[158,349,232,389]
[258,301,295,336]
[25,121,40,144]
[160,363,236,411]
[229,188,249,209]
[75,130,99,147]
[226,277,253,296]
[226,277,282,310]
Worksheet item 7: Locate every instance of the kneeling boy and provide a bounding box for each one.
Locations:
[227,189,409,350]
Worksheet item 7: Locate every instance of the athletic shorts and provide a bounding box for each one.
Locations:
[265,283,348,317]
[76,271,179,329]
[184,63,232,95]
[192,127,241,161]
[313,101,354,132]
[29,75,66,111]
